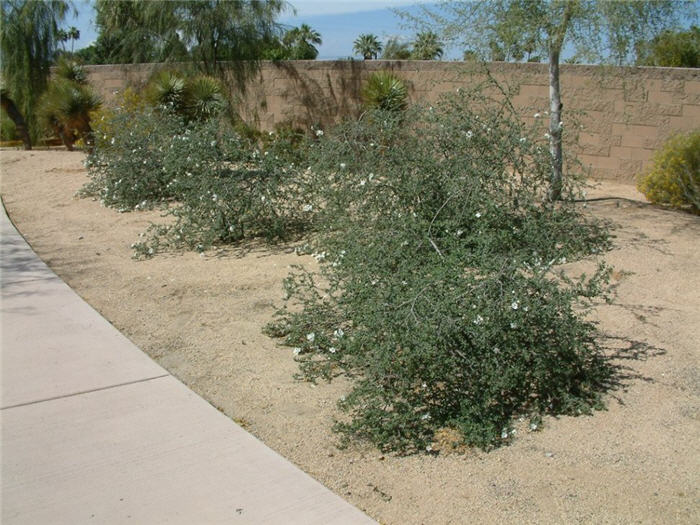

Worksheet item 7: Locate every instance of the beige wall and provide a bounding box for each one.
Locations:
[84,61,699,182]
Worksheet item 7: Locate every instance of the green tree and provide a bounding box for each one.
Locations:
[636,25,699,68]
[0,0,71,149]
[398,0,696,200]
[411,31,444,60]
[282,23,322,60]
[353,33,383,60]
[382,37,412,59]
[94,0,286,89]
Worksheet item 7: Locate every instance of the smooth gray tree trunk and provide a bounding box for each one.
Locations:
[548,47,563,201]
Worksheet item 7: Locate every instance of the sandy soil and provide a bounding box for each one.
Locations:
[1,149,698,524]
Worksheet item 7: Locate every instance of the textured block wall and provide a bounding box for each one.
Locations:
[83,61,699,182]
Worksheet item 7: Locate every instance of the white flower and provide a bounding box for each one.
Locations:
[293,347,301,356]
[475,212,482,218]
[302,204,313,212]
[368,173,374,181]
[523,306,529,312]
[315,129,324,137]
[457,229,464,236]
[339,162,346,169]
[534,112,541,118]
[306,333,315,342]
[544,132,551,139]
[333,328,344,339]
[210,140,217,147]
[510,322,518,329]
[473,315,484,325]
[422,382,427,388]
[530,422,538,431]
[110,137,115,145]
[559,257,567,264]
[421,413,431,421]
[511,301,519,310]
[493,347,500,354]
[466,130,473,139]
[519,137,526,143]
[359,179,366,186]
[501,429,509,439]
[328,347,337,354]
[371,279,378,285]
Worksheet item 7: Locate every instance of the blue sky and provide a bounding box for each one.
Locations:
[64,0,451,60]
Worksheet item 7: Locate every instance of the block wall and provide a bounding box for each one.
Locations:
[83,61,700,182]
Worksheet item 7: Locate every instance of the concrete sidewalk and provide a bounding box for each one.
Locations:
[0,205,376,524]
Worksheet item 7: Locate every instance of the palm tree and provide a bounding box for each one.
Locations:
[382,37,412,59]
[0,0,70,148]
[283,23,322,59]
[411,31,444,60]
[68,26,80,53]
[353,33,382,60]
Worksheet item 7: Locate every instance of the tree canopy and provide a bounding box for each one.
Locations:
[636,25,699,68]
[93,0,288,87]
[1,0,71,146]
[353,33,383,60]
[281,24,322,60]
[397,0,697,200]
[411,31,444,60]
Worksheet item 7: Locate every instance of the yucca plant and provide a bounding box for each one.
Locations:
[37,78,101,150]
[146,70,226,122]
[54,56,88,84]
[146,70,187,112]
[184,75,226,121]
[361,71,408,112]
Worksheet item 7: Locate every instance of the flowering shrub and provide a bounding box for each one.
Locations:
[266,88,614,452]
[82,102,315,254]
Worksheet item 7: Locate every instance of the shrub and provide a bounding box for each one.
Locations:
[266,87,613,453]
[361,71,408,112]
[37,77,100,150]
[1,112,17,141]
[82,102,315,255]
[637,130,700,214]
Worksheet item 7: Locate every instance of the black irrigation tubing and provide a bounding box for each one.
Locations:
[570,197,647,204]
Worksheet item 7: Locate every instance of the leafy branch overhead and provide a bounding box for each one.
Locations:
[396,0,697,200]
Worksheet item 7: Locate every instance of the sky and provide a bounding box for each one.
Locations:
[63,0,451,61]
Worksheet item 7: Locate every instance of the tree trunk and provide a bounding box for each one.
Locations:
[548,46,563,201]
[0,94,32,150]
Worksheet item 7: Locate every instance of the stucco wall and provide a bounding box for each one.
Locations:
[83,60,699,182]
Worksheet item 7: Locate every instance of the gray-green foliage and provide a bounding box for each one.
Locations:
[82,103,312,255]
[265,86,613,452]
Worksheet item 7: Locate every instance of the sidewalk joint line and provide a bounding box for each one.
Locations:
[1,374,171,410]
